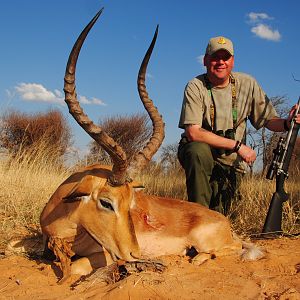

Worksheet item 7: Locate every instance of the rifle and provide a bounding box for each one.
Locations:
[262,97,300,235]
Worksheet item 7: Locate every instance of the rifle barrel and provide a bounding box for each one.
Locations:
[262,97,300,234]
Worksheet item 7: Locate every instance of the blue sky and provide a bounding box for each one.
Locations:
[1,0,300,158]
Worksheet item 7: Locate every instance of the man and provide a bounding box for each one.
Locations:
[178,36,300,215]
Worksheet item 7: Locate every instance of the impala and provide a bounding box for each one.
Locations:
[40,9,264,283]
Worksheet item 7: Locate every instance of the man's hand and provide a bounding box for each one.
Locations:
[265,104,299,132]
[237,144,256,165]
[287,104,300,125]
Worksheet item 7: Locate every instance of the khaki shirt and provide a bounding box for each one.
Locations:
[178,72,277,170]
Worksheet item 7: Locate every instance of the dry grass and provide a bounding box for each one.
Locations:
[138,164,188,200]
[0,147,299,254]
[0,141,72,251]
[229,175,300,236]
[140,167,300,236]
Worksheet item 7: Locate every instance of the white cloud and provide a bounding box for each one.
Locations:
[196,55,205,65]
[89,98,106,105]
[196,55,206,71]
[5,89,15,98]
[54,89,63,98]
[251,24,281,42]
[247,12,273,23]
[15,83,64,104]
[13,82,106,106]
[78,95,106,105]
[246,12,281,42]
[146,72,153,79]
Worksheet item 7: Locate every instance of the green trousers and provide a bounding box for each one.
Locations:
[177,141,242,215]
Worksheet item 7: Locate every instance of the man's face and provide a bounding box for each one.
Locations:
[204,49,234,84]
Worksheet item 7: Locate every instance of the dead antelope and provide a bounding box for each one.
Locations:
[40,9,264,283]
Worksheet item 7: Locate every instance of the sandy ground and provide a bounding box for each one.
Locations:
[0,236,299,300]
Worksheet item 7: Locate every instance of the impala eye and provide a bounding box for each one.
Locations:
[99,199,114,211]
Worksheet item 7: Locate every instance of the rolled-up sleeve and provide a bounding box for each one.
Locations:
[249,81,278,130]
[178,81,204,129]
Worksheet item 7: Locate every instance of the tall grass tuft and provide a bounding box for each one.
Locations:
[138,164,188,200]
[229,175,300,236]
[0,139,72,251]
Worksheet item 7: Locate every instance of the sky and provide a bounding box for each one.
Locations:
[1,0,300,159]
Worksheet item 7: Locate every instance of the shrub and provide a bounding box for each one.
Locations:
[0,109,72,161]
[86,113,151,165]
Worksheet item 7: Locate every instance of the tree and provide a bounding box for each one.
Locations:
[160,142,182,172]
[246,96,290,174]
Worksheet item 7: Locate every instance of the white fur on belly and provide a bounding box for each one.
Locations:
[137,233,187,257]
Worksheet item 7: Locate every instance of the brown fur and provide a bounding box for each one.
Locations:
[40,165,264,282]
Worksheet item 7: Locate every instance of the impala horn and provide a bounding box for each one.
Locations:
[64,8,164,185]
[128,25,165,179]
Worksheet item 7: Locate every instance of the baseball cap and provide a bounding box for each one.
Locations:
[205,36,234,56]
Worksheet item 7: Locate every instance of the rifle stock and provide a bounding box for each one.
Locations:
[262,176,288,233]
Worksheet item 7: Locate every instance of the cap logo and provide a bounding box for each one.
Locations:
[217,37,226,44]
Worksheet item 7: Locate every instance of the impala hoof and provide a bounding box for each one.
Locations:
[191,253,211,266]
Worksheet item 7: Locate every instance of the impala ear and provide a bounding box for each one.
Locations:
[129,180,145,192]
[63,175,106,202]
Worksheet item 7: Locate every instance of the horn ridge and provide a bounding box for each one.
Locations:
[128,25,165,178]
[64,8,128,185]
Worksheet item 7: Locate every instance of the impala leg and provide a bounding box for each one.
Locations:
[189,219,244,266]
[48,237,75,284]
[71,252,108,275]
[191,252,212,265]
[191,240,243,266]
[102,246,114,265]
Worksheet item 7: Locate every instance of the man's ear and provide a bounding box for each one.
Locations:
[63,175,105,202]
